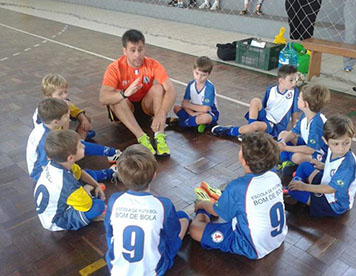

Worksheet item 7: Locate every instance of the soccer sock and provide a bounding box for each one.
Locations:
[84,198,106,220]
[85,168,114,181]
[179,116,198,128]
[82,141,116,156]
[176,109,190,121]
[229,126,240,136]
[196,209,212,220]
[294,162,315,181]
[288,190,310,204]
[248,118,257,124]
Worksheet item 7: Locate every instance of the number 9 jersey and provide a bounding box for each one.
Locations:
[104,191,183,276]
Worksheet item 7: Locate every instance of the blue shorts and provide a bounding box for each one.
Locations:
[245,108,275,136]
[201,222,257,259]
[309,193,338,217]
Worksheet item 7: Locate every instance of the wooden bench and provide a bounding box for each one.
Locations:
[301,38,356,81]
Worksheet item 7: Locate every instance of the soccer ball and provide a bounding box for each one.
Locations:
[295,72,306,87]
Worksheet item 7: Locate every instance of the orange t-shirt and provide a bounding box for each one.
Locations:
[102,56,169,102]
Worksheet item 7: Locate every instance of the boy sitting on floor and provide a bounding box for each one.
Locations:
[190,132,287,259]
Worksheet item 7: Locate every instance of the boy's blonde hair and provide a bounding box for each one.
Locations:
[38,98,69,124]
[41,73,68,97]
[324,114,355,140]
[117,144,157,191]
[45,130,80,163]
[241,133,280,174]
[193,56,214,74]
[301,84,330,113]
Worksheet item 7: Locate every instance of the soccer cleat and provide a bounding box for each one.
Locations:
[210,1,219,10]
[166,117,179,127]
[154,133,171,156]
[138,134,156,155]
[237,135,243,142]
[107,149,122,164]
[211,125,233,136]
[277,161,295,171]
[282,188,289,195]
[200,181,221,201]
[344,66,353,72]
[199,1,210,9]
[194,187,215,203]
[110,164,121,184]
[85,130,96,140]
[239,9,248,15]
[197,124,206,133]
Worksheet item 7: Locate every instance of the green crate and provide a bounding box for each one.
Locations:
[235,38,284,70]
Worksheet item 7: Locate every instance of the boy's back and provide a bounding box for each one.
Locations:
[215,170,287,259]
[105,191,182,275]
[34,161,91,231]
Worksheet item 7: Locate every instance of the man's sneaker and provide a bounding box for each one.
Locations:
[110,164,121,184]
[107,149,122,164]
[200,181,221,201]
[154,133,170,156]
[344,66,353,72]
[210,1,219,10]
[240,9,248,15]
[199,1,210,9]
[254,9,263,15]
[166,117,179,127]
[211,125,233,136]
[138,134,156,155]
[197,124,206,133]
[177,2,184,8]
[194,187,215,203]
[85,130,96,140]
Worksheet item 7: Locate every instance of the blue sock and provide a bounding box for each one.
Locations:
[294,162,316,181]
[176,109,190,120]
[280,151,289,162]
[229,127,240,136]
[179,116,198,128]
[196,209,212,219]
[248,118,257,124]
[86,168,114,181]
[288,190,311,204]
[82,141,116,156]
[84,198,105,220]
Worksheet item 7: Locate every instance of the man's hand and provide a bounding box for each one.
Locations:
[94,184,106,201]
[151,110,166,133]
[125,78,142,97]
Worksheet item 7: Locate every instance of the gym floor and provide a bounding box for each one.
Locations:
[1,7,356,276]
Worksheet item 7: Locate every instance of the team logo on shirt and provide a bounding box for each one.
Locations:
[336,179,345,186]
[309,139,316,144]
[135,69,139,75]
[204,98,210,104]
[211,231,224,243]
[285,91,293,99]
[143,76,150,84]
[330,169,336,177]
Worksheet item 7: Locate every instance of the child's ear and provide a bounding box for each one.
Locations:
[322,136,328,145]
[152,171,157,180]
[67,154,75,163]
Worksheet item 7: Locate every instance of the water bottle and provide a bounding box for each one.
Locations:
[278,42,298,68]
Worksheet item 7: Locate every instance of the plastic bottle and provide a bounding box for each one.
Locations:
[278,42,298,68]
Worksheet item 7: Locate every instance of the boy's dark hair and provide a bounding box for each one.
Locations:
[38,98,69,124]
[122,29,145,48]
[301,84,330,113]
[324,114,355,140]
[277,64,297,79]
[193,56,214,73]
[241,133,280,174]
[117,144,157,191]
[45,130,80,163]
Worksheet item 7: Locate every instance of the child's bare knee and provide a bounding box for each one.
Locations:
[250,97,262,107]
[173,105,182,114]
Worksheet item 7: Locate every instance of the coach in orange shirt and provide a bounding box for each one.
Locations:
[99,29,176,156]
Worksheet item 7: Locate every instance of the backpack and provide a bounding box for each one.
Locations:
[216,42,237,61]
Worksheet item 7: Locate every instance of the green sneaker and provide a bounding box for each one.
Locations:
[277,161,295,171]
[138,134,156,155]
[154,133,170,156]
[197,124,206,133]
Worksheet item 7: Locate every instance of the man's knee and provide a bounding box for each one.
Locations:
[149,84,164,97]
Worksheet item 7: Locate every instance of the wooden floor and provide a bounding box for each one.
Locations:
[2,8,356,276]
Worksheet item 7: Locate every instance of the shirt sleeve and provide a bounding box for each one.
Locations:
[102,62,121,89]
[213,181,239,222]
[183,82,191,100]
[152,60,169,85]
[306,116,324,150]
[69,102,84,119]
[159,197,182,259]
[66,187,93,212]
[328,154,356,193]
[262,86,271,108]
[202,84,216,107]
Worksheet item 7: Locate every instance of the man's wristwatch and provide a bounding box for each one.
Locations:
[120,90,128,99]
